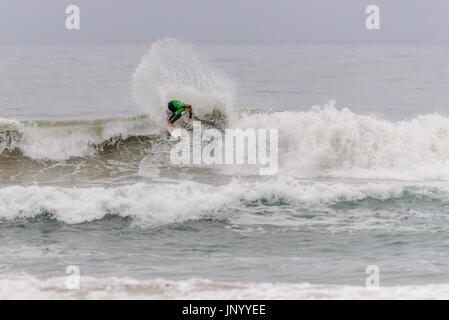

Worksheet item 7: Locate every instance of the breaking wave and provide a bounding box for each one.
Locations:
[1,177,449,230]
[232,104,449,180]
[0,115,157,161]
[3,38,449,180]
[2,105,449,180]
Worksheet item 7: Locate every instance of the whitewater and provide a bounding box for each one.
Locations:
[1,39,449,299]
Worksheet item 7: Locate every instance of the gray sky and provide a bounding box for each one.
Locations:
[1,0,449,44]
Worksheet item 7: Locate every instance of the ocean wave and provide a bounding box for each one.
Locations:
[1,276,449,299]
[0,115,157,161]
[1,178,449,227]
[232,104,449,180]
[2,105,449,180]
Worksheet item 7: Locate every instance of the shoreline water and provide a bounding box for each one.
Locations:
[2,276,449,300]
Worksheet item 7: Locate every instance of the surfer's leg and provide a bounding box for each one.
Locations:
[168,101,177,113]
[168,112,182,124]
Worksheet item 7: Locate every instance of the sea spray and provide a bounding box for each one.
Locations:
[132,38,235,127]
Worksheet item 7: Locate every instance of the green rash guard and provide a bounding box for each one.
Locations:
[172,100,188,115]
[174,108,186,115]
[172,100,187,107]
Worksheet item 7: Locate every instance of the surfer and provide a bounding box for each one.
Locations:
[167,100,193,131]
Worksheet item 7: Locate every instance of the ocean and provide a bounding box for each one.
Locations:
[1,39,449,299]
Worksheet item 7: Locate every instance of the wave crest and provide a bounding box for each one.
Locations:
[1,178,449,228]
[232,104,449,180]
[3,105,449,181]
[0,116,156,161]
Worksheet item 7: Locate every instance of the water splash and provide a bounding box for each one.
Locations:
[132,38,235,128]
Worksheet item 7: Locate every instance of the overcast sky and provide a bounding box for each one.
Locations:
[1,0,448,44]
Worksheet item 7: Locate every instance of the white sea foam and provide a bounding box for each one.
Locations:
[1,276,449,299]
[231,103,449,180]
[3,104,449,180]
[0,178,447,226]
[0,116,155,160]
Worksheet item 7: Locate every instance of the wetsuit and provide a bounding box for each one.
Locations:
[167,100,192,124]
